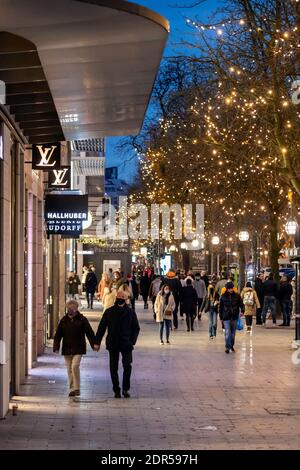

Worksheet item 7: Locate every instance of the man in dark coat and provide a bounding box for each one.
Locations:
[254,272,264,325]
[140,272,151,309]
[261,273,279,325]
[161,270,182,329]
[220,282,245,354]
[182,279,198,331]
[67,271,81,301]
[85,267,98,309]
[94,291,140,398]
[53,299,95,396]
[279,276,293,326]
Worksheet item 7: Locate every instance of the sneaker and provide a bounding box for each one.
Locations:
[225,348,230,354]
[209,336,214,340]
[123,391,130,398]
[160,341,164,345]
[68,390,77,397]
[114,391,121,398]
[272,323,277,328]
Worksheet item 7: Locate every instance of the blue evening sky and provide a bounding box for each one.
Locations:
[105,0,219,182]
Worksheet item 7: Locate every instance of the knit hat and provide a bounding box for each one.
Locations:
[226,281,234,290]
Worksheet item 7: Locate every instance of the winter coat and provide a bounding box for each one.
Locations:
[262,279,279,298]
[194,279,207,299]
[203,284,219,313]
[95,304,140,352]
[102,288,117,313]
[254,277,264,304]
[53,312,95,355]
[140,275,151,296]
[161,276,182,302]
[279,281,293,302]
[85,271,98,293]
[67,275,81,295]
[219,291,245,321]
[241,287,260,316]
[149,279,161,299]
[154,292,176,322]
[181,285,198,316]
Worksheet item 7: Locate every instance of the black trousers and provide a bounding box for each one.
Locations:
[186,313,195,331]
[109,350,133,393]
[86,291,95,308]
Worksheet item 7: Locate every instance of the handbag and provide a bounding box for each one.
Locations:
[164,308,173,320]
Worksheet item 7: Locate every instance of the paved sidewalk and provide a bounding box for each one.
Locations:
[0,301,300,450]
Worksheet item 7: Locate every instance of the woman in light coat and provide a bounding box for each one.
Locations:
[154,284,176,345]
[241,281,260,333]
[98,272,111,301]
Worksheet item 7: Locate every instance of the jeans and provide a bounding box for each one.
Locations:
[109,350,133,393]
[159,320,172,341]
[208,308,217,337]
[281,300,291,325]
[224,320,237,350]
[86,291,95,308]
[64,355,82,391]
[262,296,277,324]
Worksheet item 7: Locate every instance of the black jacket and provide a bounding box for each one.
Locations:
[53,312,95,355]
[161,277,182,302]
[181,285,198,316]
[85,271,98,293]
[254,277,264,303]
[67,275,81,295]
[95,304,140,352]
[262,279,279,298]
[139,275,151,296]
[219,291,244,321]
[279,281,293,302]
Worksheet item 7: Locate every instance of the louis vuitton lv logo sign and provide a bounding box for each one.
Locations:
[32,142,61,170]
[49,166,70,188]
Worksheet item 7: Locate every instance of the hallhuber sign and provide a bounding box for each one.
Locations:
[45,194,88,237]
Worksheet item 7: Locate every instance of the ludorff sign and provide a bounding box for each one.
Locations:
[44,194,88,237]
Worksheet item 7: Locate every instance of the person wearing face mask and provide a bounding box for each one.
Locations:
[53,300,95,397]
[154,285,176,345]
[94,291,140,398]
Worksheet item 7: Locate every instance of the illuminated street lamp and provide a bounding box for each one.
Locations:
[211,235,220,246]
[285,218,298,236]
[238,230,250,242]
[211,235,220,275]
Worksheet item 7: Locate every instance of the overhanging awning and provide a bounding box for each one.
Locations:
[0,0,169,143]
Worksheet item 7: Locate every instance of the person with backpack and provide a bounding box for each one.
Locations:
[241,281,261,333]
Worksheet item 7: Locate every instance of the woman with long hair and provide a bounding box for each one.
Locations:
[154,284,176,345]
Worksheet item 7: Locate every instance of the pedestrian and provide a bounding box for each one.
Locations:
[203,278,219,339]
[279,275,293,326]
[98,272,110,301]
[125,273,139,312]
[94,291,140,398]
[81,266,89,293]
[254,272,264,325]
[194,272,207,319]
[181,279,198,331]
[148,275,161,320]
[215,272,228,297]
[219,281,245,354]
[261,273,279,326]
[201,270,209,289]
[110,270,123,291]
[67,271,81,303]
[140,271,151,309]
[53,300,95,397]
[85,267,98,309]
[161,269,182,329]
[241,281,260,333]
[154,284,176,345]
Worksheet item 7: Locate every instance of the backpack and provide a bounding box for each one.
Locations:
[243,291,255,306]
